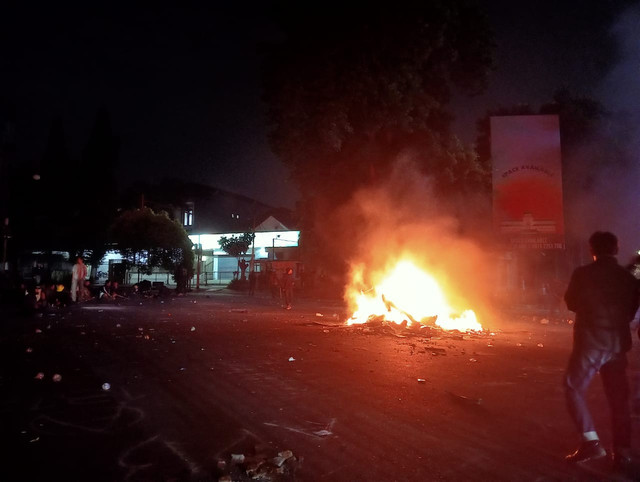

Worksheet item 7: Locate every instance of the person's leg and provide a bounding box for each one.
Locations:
[565,349,604,435]
[70,278,77,302]
[564,348,610,462]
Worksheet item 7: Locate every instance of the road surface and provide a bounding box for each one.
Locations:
[1,290,639,481]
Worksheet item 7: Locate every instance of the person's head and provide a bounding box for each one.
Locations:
[589,231,618,258]
[77,256,84,264]
[105,279,111,286]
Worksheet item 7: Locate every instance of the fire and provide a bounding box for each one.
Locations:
[347,260,482,332]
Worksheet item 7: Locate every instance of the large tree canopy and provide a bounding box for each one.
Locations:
[264,1,494,196]
[262,0,495,270]
[110,208,194,276]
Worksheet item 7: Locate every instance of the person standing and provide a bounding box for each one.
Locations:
[71,256,87,302]
[248,270,257,296]
[563,231,639,468]
[281,267,294,310]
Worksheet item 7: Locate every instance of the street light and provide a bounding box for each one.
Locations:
[272,235,280,260]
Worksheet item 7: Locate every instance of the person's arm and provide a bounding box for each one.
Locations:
[564,269,582,313]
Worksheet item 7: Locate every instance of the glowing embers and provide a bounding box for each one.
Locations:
[347,260,482,332]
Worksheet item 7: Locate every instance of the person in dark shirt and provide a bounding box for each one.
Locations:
[281,267,294,310]
[563,231,639,469]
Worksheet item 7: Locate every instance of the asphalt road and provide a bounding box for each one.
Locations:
[2,291,640,481]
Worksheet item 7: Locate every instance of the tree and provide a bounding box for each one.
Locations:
[218,232,255,280]
[262,0,495,272]
[110,208,194,281]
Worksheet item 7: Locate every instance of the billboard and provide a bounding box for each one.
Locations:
[491,115,564,249]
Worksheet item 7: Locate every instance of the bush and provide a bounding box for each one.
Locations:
[227,279,249,291]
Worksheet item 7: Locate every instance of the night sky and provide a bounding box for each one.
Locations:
[1,1,638,209]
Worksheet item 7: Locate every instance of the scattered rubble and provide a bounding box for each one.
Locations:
[217,447,301,481]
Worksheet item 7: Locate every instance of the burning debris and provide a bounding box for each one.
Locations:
[346,260,482,333]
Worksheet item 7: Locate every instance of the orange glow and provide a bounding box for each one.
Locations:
[346,260,482,332]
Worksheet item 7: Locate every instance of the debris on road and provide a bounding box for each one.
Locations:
[417,378,427,383]
[313,429,332,437]
[102,383,111,391]
[447,391,483,406]
[288,357,295,362]
[230,454,245,464]
[190,326,196,331]
[34,372,45,380]
[52,374,62,382]
[315,313,324,317]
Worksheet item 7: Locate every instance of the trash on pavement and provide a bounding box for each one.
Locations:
[35,328,42,334]
[313,429,332,437]
[288,357,295,362]
[537,343,544,347]
[315,313,323,317]
[540,318,550,325]
[230,454,245,464]
[417,378,427,383]
[52,374,62,382]
[447,391,483,406]
[26,347,33,353]
[190,326,196,331]
[34,372,45,380]
[102,383,111,391]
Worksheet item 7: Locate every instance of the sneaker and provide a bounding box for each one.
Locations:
[565,440,607,463]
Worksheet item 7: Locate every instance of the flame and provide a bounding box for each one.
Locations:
[347,260,482,332]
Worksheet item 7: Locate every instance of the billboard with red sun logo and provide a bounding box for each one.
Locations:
[491,115,564,249]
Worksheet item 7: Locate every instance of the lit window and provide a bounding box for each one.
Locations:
[183,208,193,226]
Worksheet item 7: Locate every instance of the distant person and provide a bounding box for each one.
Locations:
[71,257,87,302]
[563,231,639,470]
[56,284,71,307]
[269,270,280,299]
[81,280,93,301]
[45,282,58,306]
[281,267,294,310]
[25,285,48,313]
[110,281,126,299]
[100,280,113,300]
[248,270,257,296]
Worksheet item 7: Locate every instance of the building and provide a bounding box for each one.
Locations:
[110,180,301,286]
